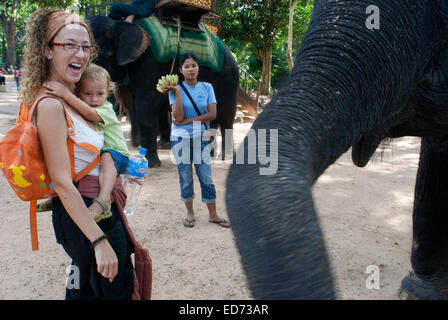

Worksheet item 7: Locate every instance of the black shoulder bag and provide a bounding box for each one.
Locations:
[179,82,209,130]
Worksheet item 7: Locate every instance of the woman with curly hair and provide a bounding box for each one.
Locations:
[20,8,134,300]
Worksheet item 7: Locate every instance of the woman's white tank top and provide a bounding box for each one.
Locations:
[68,112,104,177]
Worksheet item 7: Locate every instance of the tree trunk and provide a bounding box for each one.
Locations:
[6,19,16,67]
[288,0,299,71]
[1,0,17,68]
[1,33,6,63]
[258,45,273,95]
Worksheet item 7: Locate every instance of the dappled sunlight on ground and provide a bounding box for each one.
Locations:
[314,136,419,299]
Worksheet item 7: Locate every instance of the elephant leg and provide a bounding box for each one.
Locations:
[134,92,161,168]
[129,106,139,148]
[157,108,171,150]
[399,137,448,300]
[137,120,160,168]
[220,117,234,161]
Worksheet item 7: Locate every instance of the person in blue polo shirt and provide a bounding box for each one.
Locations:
[165,52,230,229]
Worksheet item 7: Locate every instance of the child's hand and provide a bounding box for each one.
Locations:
[43,81,70,100]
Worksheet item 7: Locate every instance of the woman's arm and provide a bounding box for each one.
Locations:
[166,85,184,122]
[36,98,117,282]
[43,81,103,122]
[173,103,217,125]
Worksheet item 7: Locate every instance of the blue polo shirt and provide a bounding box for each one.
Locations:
[169,81,217,139]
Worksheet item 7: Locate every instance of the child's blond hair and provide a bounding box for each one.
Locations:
[76,63,114,95]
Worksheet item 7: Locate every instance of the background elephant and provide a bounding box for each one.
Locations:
[87,15,239,167]
[226,0,448,299]
[112,78,172,150]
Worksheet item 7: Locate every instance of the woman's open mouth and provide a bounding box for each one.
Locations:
[69,63,82,73]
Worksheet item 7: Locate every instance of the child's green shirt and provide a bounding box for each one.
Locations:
[94,101,130,158]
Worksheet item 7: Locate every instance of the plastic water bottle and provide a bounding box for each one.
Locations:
[123,147,148,216]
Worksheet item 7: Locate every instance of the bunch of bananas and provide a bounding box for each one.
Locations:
[156,74,179,93]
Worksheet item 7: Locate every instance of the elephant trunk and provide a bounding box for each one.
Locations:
[227,55,365,298]
[226,76,350,299]
[226,1,434,299]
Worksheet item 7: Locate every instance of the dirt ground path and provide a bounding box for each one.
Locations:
[0,74,416,299]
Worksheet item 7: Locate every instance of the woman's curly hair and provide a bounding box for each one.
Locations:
[19,8,97,106]
[19,8,58,106]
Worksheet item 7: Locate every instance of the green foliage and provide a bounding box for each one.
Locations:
[2,0,313,91]
[0,0,113,65]
[221,0,290,49]
[1,21,5,64]
[1,0,80,65]
[217,0,313,91]
[76,0,111,16]
[271,1,313,89]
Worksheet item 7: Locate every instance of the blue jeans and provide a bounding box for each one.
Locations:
[102,149,129,175]
[171,136,216,203]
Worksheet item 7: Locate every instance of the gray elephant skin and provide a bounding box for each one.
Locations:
[226,0,448,299]
[87,15,239,167]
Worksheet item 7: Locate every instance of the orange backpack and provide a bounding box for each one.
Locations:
[0,94,100,251]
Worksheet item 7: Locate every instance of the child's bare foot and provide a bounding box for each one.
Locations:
[89,201,104,215]
[89,197,112,222]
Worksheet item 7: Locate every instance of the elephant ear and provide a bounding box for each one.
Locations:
[116,22,151,66]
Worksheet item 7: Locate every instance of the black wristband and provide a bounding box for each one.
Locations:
[91,234,108,250]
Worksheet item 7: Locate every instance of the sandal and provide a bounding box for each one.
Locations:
[183,218,195,228]
[209,218,230,228]
[90,197,112,222]
[36,199,53,212]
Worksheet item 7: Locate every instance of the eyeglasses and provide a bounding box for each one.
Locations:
[50,42,97,58]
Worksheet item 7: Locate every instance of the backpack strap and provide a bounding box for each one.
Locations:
[30,201,39,251]
[69,139,101,183]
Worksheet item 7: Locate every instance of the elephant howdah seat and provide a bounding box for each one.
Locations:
[135,15,224,72]
[154,0,221,34]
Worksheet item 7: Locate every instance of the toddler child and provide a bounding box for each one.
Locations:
[37,64,130,220]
